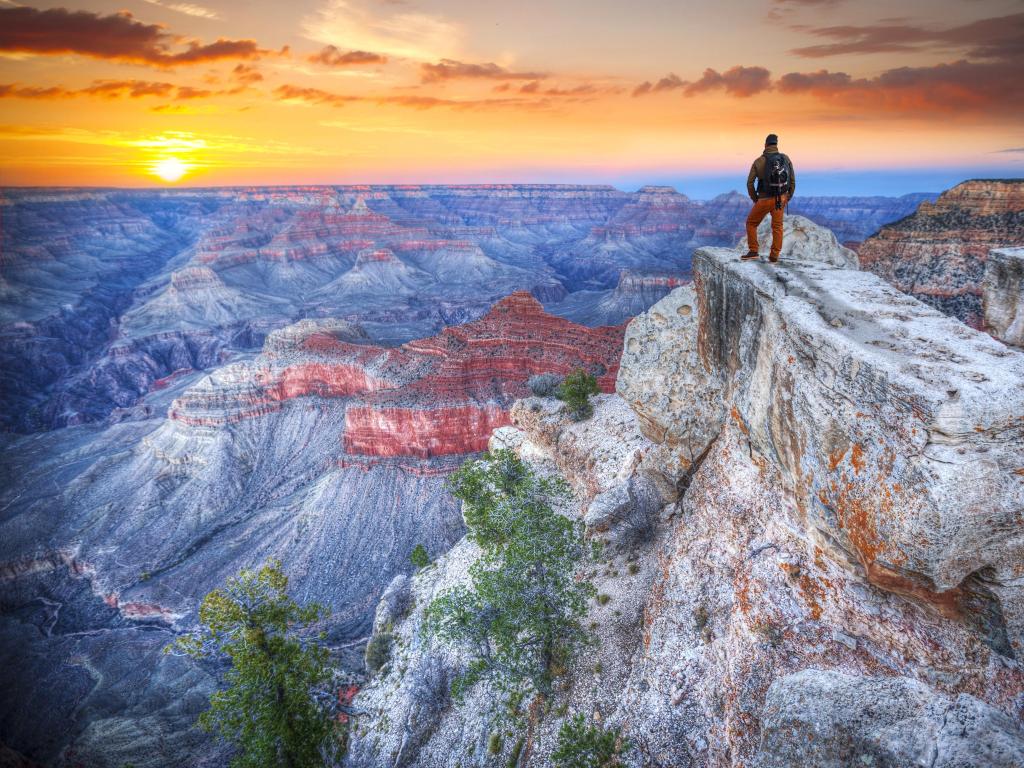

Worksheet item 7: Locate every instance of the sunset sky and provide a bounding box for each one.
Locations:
[1,0,1022,194]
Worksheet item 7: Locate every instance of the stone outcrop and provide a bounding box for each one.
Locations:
[984,247,1024,347]
[743,213,859,268]
[755,670,1024,768]
[348,216,1024,768]
[859,179,1024,326]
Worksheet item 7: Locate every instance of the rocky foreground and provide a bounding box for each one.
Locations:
[348,217,1024,767]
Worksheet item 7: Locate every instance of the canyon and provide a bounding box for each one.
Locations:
[860,179,1024,327]
[3,183,1011,767]
[1,185,928,432]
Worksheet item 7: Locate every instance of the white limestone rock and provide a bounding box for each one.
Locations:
[693,245,1024,654]
[755,669,1024,768]
[616,286,725,477]
[983,247,1024,347]
[739,213,860,268]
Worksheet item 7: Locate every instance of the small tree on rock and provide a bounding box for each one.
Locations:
[551,713,629,768]
[169,560,343,768]
[410,544,431,569]
[426,450,593,701]
[556,368,600,421]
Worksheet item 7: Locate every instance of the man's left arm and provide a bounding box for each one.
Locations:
[788,158,796,199]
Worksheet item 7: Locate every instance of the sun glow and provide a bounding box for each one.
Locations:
[151,157,189,183]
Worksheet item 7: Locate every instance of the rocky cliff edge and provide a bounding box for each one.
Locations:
[346,216,1024,768]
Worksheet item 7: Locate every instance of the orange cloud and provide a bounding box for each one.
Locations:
[684,66,771,97]
[308,46,387,67]
[0,80,244,101]
[0,6,268,66]
[420,59,546,83]
[273,83,533,111]
[791,13,1024,59]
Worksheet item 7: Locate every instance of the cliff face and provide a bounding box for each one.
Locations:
[859,180,1024,327]
[348,216,1024,768]
[984,247,1024,347]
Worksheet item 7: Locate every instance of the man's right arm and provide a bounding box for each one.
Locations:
[746,160,759,201]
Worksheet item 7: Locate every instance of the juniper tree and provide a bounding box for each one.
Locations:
[169,560,343,768]
[425,450,594,700]
[551,713,629,768]
[556,368,600,421]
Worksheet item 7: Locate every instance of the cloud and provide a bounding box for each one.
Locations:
[0,6,268,66]
[141,0,220,20]
[777,59,1024,114]
[994,147,1024,154]
[632,73,684,97]
[302,0,462,62]
[420,58,546,83]
[231,64,263,84]
[684,66,771,97]
[274,84,356,107]
[273,83,533,111]
[791,13,1024,59]
[0,79,243,101]
[308,45,387,67]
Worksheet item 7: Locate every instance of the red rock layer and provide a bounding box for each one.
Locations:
[170,291,625,459]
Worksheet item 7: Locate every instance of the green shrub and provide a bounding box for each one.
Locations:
[410,544,431,569]
[596,593,611,606]
[555,368,600,421]
[488,732,503,755]
[627,563,640,575]
[506,736,525,768]
[365,632,393,673]
[551,713,629,768]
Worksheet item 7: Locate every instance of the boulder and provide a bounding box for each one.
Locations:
[755,669,1024,768]
[983,247,1024,347]
[616,285,725,476]
[740,213,859,268]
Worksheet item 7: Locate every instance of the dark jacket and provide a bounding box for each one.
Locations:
[746,145,796,201]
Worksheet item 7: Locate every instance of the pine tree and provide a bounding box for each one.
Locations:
[169,560,343,768]
[556,368,600,421]
[426,450,594,700]
[551,713,629,768]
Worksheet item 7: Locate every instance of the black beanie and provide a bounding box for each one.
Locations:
[765,133,778,146]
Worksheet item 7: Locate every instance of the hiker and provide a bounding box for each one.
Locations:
[742,133,796,263]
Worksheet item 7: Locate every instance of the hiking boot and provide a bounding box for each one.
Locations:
[740,251,760,261]
[768,255,780,263]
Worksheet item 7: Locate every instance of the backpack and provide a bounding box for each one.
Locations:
[761,153,790,199]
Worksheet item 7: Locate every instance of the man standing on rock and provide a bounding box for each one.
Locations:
[742,133,796,263]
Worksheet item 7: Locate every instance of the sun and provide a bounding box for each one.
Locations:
[151,157,189,183]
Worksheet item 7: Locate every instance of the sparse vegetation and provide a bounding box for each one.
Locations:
[365,630,393,673]
[168,560,344,768]
[488,732,503,755]
[551,713,629,768]
[596,593,611,606]
[410,543,431,569]
[426,450,594,701]
[555,368,600,421]
[527,372,563,397]
[627,563,640,575]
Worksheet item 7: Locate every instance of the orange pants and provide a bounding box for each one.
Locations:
[746,194,788,258]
